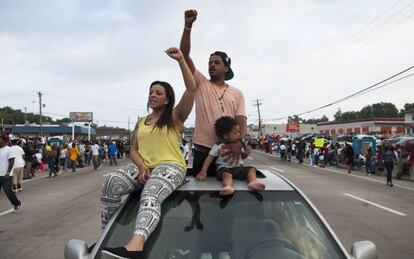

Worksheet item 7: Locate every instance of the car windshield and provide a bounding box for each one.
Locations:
[97,190,346,259]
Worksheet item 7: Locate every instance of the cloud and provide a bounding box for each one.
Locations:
[1,0,413,128]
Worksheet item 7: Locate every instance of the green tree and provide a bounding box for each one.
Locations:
[359,105,373,118]
[334,109,342,121]
[302,115,329,124]
[400,102,414,115]
[341,111,359,121]
[0,106,54,124]
[56,118,72,124]
[371,102,398,117]
[287,115,302,123]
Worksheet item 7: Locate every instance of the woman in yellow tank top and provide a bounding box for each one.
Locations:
[101,47,196,259]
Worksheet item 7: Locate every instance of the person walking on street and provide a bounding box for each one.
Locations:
[68,143,78,172]
[91,141,100,170]
[344,142,354,174]
[23,141,35,179]
[279,141,286,161]
[382,144,397,187]
[98,142,104,166]
[365,147,373,175]
[10,139,25,192]
[84,142,91,167]
[180,9,248,178]
[297,140,305,164]
[47,145,58,177]
[59,144,67,172]
[108,141,117,166]
[0,134,22,213]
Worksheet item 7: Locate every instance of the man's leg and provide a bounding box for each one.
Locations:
[0,176,21,208]
[17,168,24,190]
[92,156,98,169]
[71,160,76,172]
[24,162,32,179]
[12,168,18,191]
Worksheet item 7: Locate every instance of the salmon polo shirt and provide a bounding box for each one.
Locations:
[193,69,247,149]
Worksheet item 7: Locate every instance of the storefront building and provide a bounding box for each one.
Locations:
[316,118,405,136]
[11,124,96,140]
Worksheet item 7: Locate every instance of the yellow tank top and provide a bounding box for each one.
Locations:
[136,117,186,169]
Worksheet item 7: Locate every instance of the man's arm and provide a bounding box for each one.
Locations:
[180,10,197,74]
[235,115,247,139]
[6,158,15,176]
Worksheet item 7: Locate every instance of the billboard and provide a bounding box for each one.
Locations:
[69,112,93,122]
[286,123,300,133]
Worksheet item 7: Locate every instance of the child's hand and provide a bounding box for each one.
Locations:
[195,171,207,181]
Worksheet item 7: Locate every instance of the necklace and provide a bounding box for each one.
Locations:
[218,84,229,113]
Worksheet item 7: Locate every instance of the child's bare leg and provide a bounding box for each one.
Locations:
[247,168,265,191]
[220,172,234,196]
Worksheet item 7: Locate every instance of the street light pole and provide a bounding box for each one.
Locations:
[38,91,43,136]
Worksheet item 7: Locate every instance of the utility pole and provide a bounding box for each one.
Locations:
[38,91,43,136]
[128,117,130,140]
[24,107,27,125]
[254,99,263,136]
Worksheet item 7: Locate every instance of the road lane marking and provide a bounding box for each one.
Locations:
[0,209,14,217]
[270,167,285,172]
[247,157,253,160]
[23,175,49,182]
[343,193,407,216]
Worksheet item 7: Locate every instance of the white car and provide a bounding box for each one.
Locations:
[65,166,377,259]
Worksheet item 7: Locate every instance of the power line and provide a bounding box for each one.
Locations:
[277,0,414,89]
[265,65,414,121]
[353,71,414,97]
[296,65,414,116]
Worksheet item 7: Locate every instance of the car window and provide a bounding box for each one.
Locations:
[97,191,346,259]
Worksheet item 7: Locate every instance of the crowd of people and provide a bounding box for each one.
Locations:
[248,134,414,187]
[0,134,132,213]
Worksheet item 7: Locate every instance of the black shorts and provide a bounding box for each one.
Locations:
[217,166,255,180]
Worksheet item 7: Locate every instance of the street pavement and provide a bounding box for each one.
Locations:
[1,152,413,258]
[247,150,414,259]
[0,159,131,259]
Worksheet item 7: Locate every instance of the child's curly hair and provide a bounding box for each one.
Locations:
[214,116,238,141]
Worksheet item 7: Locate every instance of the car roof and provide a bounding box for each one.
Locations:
[178,169,294,191]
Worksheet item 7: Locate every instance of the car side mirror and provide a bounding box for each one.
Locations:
[64,239,89,259]
[351,240,378,259]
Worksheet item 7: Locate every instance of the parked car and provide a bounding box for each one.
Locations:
[65,166,377,259]
[382,137,414,147]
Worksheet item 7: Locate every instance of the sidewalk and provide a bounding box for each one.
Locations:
[252,150,414,189]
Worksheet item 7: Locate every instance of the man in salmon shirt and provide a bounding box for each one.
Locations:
[180,9,249,177]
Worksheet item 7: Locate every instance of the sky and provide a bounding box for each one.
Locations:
[1,0,413,129]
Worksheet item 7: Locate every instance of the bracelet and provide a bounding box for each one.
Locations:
[178,59,185,64]
[184,25,192,31]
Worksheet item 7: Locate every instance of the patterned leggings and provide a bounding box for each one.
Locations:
[100,163,185,240]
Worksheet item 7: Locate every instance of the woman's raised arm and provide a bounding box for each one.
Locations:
[165,47,196,124]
